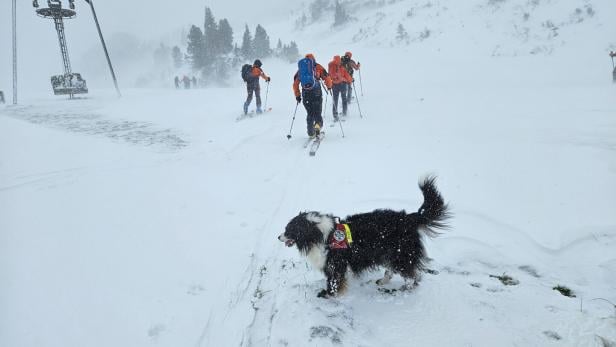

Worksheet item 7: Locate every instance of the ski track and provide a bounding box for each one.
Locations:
[2,106,188,151]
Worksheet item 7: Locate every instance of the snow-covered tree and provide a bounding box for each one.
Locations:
[240,25,253,59]
[282,41,300,63]
[218,19,233,55]
[396,23,409,44]
[186,25,205,70]
[203,7,218,58]
[172,45,183,68]
[253,24,272,59]
[334,1,350,26]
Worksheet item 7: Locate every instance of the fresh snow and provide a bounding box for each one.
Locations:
[2,0,616,346]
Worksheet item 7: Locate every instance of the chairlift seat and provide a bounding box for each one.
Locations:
[51,73,88,95]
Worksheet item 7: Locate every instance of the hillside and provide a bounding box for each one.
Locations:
[1,1,615,347]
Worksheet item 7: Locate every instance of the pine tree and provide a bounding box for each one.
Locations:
[240,25,253,59]
[396,23,409,44]
[253,24,272,59]
[288,41,299,61]
[172,46,183,68]
[203,7,218,58]
[186,25,205,70]
[218,19,233,55]
[310,0,328,22]
[334,1,350,26]
[275,39,283,57]
[282,41,300,63]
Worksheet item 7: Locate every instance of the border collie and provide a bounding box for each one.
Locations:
[278,176,450,298]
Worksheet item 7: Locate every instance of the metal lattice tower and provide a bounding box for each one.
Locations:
[53,16,72,75]
[35,2,76,78]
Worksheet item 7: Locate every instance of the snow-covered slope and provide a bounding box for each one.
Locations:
[1,1,615,347]
[289,0,615,55]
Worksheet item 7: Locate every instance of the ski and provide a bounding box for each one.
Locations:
[329,119,346,127]
[236,108,272,122]
[303,137,315,148]
[236,111,255,121]
[309,133,324,156]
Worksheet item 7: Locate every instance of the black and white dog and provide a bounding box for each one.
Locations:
[278,177,450,298]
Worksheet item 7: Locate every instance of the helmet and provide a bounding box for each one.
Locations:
[344,51,352,58]
[305,53,315,61]
[254,59,262,67]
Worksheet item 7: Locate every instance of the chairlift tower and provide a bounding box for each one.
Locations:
[33,0,87,97]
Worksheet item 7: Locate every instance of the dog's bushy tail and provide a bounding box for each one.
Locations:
[416,176,451,237]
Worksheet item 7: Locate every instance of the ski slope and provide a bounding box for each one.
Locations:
[2,0,616,346]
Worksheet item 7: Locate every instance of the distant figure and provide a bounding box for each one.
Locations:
[241,59,270,115]
[0,91,5,104]
[182,75,191,89]
[174,76,180,89]
[192,76,197,88]
[611,51,616,82]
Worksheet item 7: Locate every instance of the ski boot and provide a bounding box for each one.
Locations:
[314,123,321,137]
[243,103,249,115]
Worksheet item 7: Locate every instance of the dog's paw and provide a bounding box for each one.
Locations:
[317,289,331,299]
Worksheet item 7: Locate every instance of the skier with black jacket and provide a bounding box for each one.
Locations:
[341,51,360,104]
[243,59,270,115]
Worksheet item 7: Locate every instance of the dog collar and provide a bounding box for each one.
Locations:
[329,223,353,249]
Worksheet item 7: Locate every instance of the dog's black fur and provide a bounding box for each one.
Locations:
[278,176,451,298]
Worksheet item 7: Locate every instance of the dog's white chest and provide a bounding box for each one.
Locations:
[306,245,327,271]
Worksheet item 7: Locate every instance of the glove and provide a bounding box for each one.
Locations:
[296,96,301,103]
[357,62,361,69]
[266,77,271,82]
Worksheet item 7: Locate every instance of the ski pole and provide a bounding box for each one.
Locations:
[287,102,300,140]
[358,65,364,96]
[324,91,328,116]
[337,112,346,138]
[320,81,329,115]
[264,81,270,110]
[353,81,364,118]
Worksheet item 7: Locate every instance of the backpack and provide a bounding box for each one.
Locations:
[241,64,252,82]
[340,56,354,75]
[298,57,317,90]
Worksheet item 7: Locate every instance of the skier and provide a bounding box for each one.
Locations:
[174,76,180,89]
[341,51,360,104]
[243,59,270,115]
[182,75,191,89]
[328,55,353,122]
[293,54,333,138]
[192,76,197,88]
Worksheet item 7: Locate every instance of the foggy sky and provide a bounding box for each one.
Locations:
[0,0,296,95]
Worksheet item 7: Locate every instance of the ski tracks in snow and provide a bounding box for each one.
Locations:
[2,105,188,151]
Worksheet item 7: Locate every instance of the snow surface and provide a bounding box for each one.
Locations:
[2,0,616,346]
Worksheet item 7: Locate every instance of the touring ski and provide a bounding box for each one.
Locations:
[309,133,324,156]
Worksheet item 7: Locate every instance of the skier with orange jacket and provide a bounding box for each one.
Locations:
[293,54,333,138]
[243,59,270,115]
[328,55,353,122]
